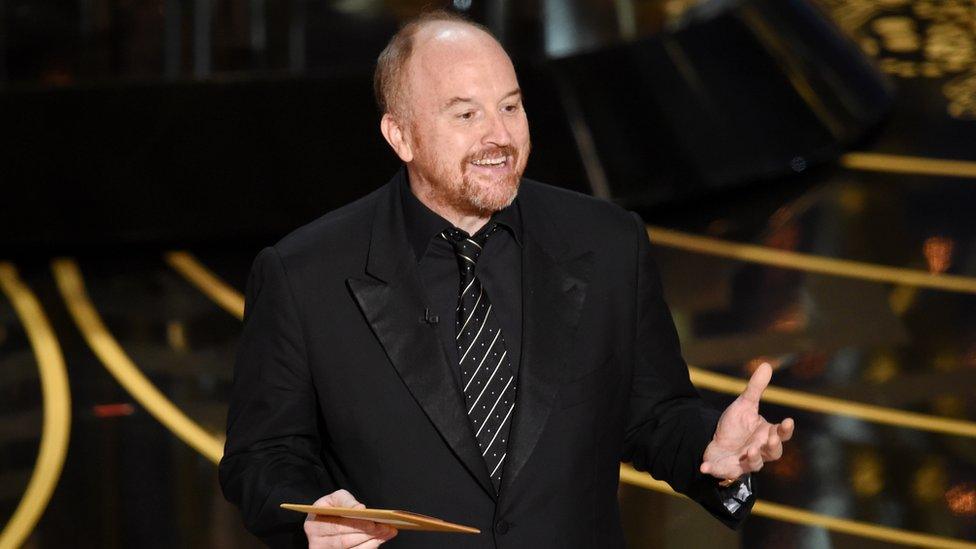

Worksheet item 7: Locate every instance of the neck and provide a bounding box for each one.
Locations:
[407,168,491,235]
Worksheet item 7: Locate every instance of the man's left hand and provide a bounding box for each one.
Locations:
[700,363,794,480]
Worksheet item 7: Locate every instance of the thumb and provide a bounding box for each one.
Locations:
[316,489,361,508]
[741,363,772,404]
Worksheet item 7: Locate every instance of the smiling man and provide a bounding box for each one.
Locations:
[377,17,530,234]
[219,10,793,549]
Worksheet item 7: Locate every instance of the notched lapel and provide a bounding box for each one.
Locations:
[347,270,496,499]
[500,237,593,495]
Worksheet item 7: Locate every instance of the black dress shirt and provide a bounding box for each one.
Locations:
[399,175,523,387]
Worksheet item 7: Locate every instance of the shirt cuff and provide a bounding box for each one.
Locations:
[718,474,753,514]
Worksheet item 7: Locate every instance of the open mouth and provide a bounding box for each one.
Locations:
[469,155,511,170]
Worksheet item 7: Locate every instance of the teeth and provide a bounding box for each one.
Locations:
[473,157,506,166]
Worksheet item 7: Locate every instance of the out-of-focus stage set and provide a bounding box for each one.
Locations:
[1,0,975,547]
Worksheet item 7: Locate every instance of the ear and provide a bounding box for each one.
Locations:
[380,113,414,163]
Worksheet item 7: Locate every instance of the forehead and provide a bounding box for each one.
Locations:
[405,24,518,106]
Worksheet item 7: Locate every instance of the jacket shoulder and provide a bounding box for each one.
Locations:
[270,183,384,274]
[520,179,639,237]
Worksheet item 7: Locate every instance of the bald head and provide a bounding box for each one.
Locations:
[375,10,530,232]
[374,11,507,118]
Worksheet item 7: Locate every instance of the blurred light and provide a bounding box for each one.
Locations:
[926,21,974,71]
[744,356,782,376]
[838,187,866,213]
[861,37,880,56]
[664,0,699,21]
[946,483,976,516]
[769,444,804,481]
[850,450,884,497]
[914,0,936,18]
[93,403,136,418]
[932,394,965,417]
[167,320,187,353]
[923,236,954,273]
[888,285,917,315]
[872,16,920,53]
[770,303,807,333]
[864,351,899,383]
[453,0,472,10]
[912,458,947,503]
[792,352,827,380]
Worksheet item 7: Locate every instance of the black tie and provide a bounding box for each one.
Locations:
[441,224,516,491]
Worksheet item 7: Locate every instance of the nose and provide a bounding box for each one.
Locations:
[482,110,512,148]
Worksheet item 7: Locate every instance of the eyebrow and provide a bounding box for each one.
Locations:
[440,88,522,111]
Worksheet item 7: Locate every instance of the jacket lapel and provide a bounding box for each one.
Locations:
[346,172,496,499]
[499,185,594,497]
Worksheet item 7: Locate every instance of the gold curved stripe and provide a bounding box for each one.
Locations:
[172,250,976,545]
[689,367,976,438]
[647,226,976,295]
[52,259,223,464]
[171,250,976,438]
[0,264,71,549]
[165,252,245,321]
[619,464,976,549]
[841,152,976,179]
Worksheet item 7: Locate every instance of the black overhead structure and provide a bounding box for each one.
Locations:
[539,0,894,205]
[0,0,892,247]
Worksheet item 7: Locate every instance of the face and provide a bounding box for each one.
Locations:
[388,24,531,218]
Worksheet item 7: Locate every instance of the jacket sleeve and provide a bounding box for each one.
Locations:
[621,213,754,529]
[218,246,337,546]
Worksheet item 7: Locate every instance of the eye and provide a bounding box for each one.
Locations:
[458,111,475,120]
[503,103,520,113]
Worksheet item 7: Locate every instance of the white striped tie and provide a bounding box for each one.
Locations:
[442,225,516,491]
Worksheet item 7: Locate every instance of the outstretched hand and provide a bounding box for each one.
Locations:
[700,363,794,480]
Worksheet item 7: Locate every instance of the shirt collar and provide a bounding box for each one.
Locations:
[399,170,523,262]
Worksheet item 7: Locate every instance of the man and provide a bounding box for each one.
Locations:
[219,10,794,549]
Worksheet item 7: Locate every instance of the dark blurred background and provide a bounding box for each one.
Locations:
[2,1,976,548]
[0,0,897,248]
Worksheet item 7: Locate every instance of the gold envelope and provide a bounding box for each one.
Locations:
[280,503,481,534]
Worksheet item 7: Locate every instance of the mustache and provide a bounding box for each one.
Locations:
[464,146,518,164]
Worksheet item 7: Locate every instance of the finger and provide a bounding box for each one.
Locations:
[305,518,359,538]
[741,363,772,404]
[741,446,763,472]
[778,418,795,441]
[334,532,377,547]
[349,528,397,549]
[701,456,744,480]
[349,540,384,549]
[324,489,361,508]
[334,516,388,535]
[761,425,782,461]
[306,516,382,537]
[371,526,397,544]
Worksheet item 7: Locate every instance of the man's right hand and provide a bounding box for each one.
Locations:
[304,489,398,548]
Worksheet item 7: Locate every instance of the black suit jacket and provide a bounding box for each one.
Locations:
[219,171,751,548]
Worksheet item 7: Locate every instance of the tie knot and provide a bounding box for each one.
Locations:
[441,223,498,266]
